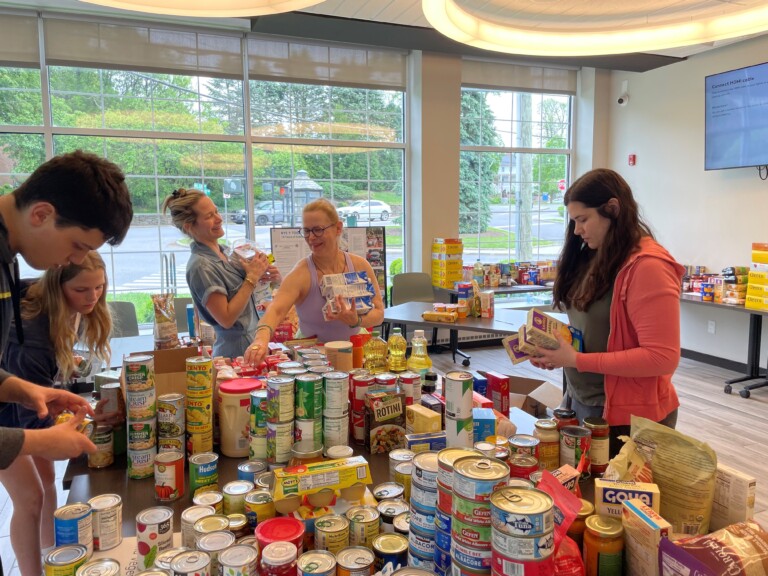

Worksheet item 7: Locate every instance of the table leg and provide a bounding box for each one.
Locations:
[725,314,765,387]
[450,328,471,366]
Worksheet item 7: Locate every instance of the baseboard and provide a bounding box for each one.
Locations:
[681,348,747,373]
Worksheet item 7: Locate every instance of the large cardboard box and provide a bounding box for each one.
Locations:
[122,346,202,397]
[505,375,563,418]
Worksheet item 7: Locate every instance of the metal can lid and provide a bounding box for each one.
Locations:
[194,514,230,533]
[454,456,510,481]
[412,451,439,474]
[44,544,88,566]
[373,533,408,554]
[125,354,153,363]
[490,487,553,516]
[291,440,324,459]
[390,449,415,463]
[508,478,534,489]
[374,373,398,384]
[223,480,254,496]
[155,451,183,465]
[88,494,121,510]
[136,506,173,526]
[314,514,349,532]
[227,513,248,530]
[267,375,296,386]
[584,417,609,430]
[577,499,595,519]
[236,535,258,546]
[254,471,273,490]
[250,389,267,399]
[238,460,268,475]
[509,455,539,469]
[394,462,413,475]
[336,547,375,569]
[323,371,350,380]
[346,505,380,523]
[553,408,576,419]
[373,482,404,501]
[75,558,120,576]
[393,511,410,533]
[444,370,472,381]
[193,492,223,507]
[262,542,297,565]
[170,551,211,573]
[154,547,190,570]
[534,419,557,431]
[281,367,309,376]
[136,571,171,576]
[219,544,258,566]
[376,498,410,518]
[297,550,336,573]
[308,366,334,374]
[188,452,218,466]
[397,371,420,381]
[295,373,322,383]
[437,448,475,470]
[561,425,592,438]
[509,434,539,448]
[54,503,91,520]
[158,393,185,402]
[186,356,212,365]
[586,515,623,537]
[197,530,237,551]
[276,361,303,370]
[244,489,273,505]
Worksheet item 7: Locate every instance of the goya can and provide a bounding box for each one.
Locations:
[266,375,295,423]
[123,354,154,390]
[452,493,491,526]
[452,456,510,502]
[237,460,268,482]
[373,533,408,572]
[373,482,405,501]
[169,551,211,576]
[266,421,294,464]
[180,505,215,549]
[244,489,276,529]
[490,487,555,537]
[451,515,491,550]
[218,545,258,576]
[314,514,350,555]
[295,373,323,419]
[154,451,184,501]
[336,546,375,576]
[437,448,475,489]
[298,550,336,576]
[443,370,473,419]
[135,507,174,570]
[186,356,213,396]
[294,417,322,444]
[189,452,219,496]
[157,393,185,438]
[88,494,122,551]
[54,503,93,556]
[222,480,254,515]
[323,372,350,417]
[193,492,224,515]
[377,499,410,533]
[249,390,268,435]
[412,451,439,489]
[75,559,120,576]
[44,544,88,576]
[560,425,591,468]
[346,505,380,548]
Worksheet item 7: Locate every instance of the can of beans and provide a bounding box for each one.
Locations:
[189,452,219,496]
[88,425,114,469]
[154,451,184,501]
[123,354,154,391]
[219,545,258,576]
[222,480,255,515]
[323,372,350,418]
[87,494,122,551]
[398,371,421,405]
[54,503,93,557]
[128,418,157,451]
[266,421,294,464]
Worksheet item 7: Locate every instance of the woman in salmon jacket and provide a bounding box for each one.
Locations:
[533,168,683,456]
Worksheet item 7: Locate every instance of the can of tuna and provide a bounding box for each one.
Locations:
[450,539,492,571]
[377,499,410,533]
[314,514,350,554]
[491,548,556,575]
[490,488,554,537]
[136,507,174,568]
[351,373,375,413]
[336,546,375,576]
[389,449,415,480]
[323,372,350,417]
[452,493,491,526]
[407,550,436,572]
[437,483,453,514]
[236,535,257,547]
[434,544,452,571]
[219,544,258,576]
[87,425,114,469]
[451,559,492,576]
[453,456,510,502]
[508,434,540,459]
[435,506,452,532]
[222,480,254,515]
[434,525,451,551]
[266,375,295,423]
[393,512,410,536]
[75,558,120,576]
[298,550,336,576]
[185,395,213,433]
[409,500,436,533]
[197,531,236,576]
[123,354,154,390]
[295,374,323,419]
[249,390,267,434]
[44,544,88,576]
[169,550,211,576]
[452,515,491,550]
[180,505,215,548]
[508,478,535,489]
[55,504,93,556]
[186,429,213,457]
[88,494,122,551]
[372,533,408,572]
[491,527,554,560]
[193,493,224,515]
[412,451,439,489]
[126,388,156,420]
[443,371,474,419]
[228,513,249,540]
[153,451,184,501]
[294,417,323,444]
[244,489,275,529]
[189,453,219,496]
[237,460,268,482]
[445,415,473,448]
[373,482,405,502]
[346,505,380,548]
[410,479,437,512]
[508,455,539,480]
[407,524,434,557]
[158,434,185,454]
[249,433,267,459]
[559,426,591,468]
[398,371,422,405]
[186,356,213,396]
[266,421,294,464]
[157,393,185,437]
[192,514,230,544]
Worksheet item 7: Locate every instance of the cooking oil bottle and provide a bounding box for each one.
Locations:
[363,330,388,374]
[386,327,408,372]
[407,329,432,376]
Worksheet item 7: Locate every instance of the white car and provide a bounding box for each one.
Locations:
[337,200,392,222]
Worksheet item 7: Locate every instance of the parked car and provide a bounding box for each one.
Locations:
[336,200,392,222]
[232,201,285,225]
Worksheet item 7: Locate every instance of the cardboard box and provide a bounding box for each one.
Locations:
[622,498,671,576]
[406,404,442,434]
[484,370,510,415]
[125,346,202,397]
[406,431,447,453]
[365,391,406,454]
[709,462,756,531]
[273,456,373,500]
[472,391,493,409]
[470,371,488,396]
[551,464,580,492]
[504,375,563,418]
[473,407,497,440]
[594,479,661,519]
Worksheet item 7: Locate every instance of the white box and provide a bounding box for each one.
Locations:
[709,462,756,531]
[594,479,660,519]
[622,498,671,576]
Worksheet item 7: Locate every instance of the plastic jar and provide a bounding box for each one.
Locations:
[584,515,623,576]
[584,417,610,476]
[218,379,263,457]
[533,419,560,471]
[289,440,324,467]
[566,498,595,551]
[553,408,579,429]
[260,542,297,576]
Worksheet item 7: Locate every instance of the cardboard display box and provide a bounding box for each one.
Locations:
[506,375,563,418]
[121,346,202,397]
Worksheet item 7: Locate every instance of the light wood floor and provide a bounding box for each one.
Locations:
[1,349,766,572]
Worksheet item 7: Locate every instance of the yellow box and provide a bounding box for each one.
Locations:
[273,456,372,500]
[745,295,768,311]
[431,257,463,267]
[748,270,768,285]
[747,284,768,297]
[595,479,660,519]
[406,404,442,434]
[752,250,768,264]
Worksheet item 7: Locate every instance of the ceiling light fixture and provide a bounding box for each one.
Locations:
[422,0,768,57]
[78,0,324,18]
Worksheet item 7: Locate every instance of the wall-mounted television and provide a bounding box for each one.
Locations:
[705,61,768,170]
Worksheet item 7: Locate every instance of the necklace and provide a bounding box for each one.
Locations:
[313,253,344,276]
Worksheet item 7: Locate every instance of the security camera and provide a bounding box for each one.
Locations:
[617,93,629,106]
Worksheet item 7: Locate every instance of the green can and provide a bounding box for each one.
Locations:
[295,374,324,420]
[249,390,267,435]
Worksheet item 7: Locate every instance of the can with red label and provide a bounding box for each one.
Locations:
[352,410,366,445]
[351,373,375,413]
[508,455,539,480]
[508,435,540,459]
[374,373,398,393]
[255,517,306,564]
[398,371,421,406]
[154,451,184,501]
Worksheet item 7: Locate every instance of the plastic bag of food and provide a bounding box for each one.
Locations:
[554,536,585,576]
[152,293,179,350]
[537,470,583,548]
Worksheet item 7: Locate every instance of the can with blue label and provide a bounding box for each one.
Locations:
[372,533,408,572]
[434,506,452,532]
[409,501,436,533]
[451,539,492,571]
[237,460,268,482]
[407,548,436,572]
[434,525,451,551]
[54,503,93,557]
[408,524,435,557]
[410,480,437,512]
[490,487,554,537]
[434,544,451,571]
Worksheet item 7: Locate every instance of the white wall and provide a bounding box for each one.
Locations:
[602,35,768,364]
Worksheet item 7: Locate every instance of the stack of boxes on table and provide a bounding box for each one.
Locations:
[747,243,768,311]
[431,237,464,289]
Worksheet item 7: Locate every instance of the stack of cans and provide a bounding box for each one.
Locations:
[265,374,295,464]
[124,354,157,479]
[444,370,474,447]
[407,451,438,570]
[185,356,214,456]
[249,390,267,459]
[434,447,475,576]
[322,371,350,450]
[157,392,185,454]
[349,370,375,445]
[294,373,323,446]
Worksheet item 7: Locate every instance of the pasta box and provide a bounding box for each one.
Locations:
[365,391,406,454]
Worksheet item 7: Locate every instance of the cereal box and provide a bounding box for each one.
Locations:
[484,371,510,415]
[470,371,487,396]
[406,404,442,434]
[365,391,406,454]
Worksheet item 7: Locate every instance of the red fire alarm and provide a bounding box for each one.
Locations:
[628,154,636,166]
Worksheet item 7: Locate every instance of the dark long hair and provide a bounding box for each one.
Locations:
[552,168,653,311]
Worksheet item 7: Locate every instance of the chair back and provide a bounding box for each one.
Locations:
[391,272,435,306]
[108,301,140,338]
[173,297,194,334]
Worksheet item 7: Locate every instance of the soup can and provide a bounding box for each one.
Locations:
[373,482,405,502]
[123,354,154,390]
[559,426,592,468]
[136,507,174,569]
[351,373,376,413]
[197,531,236,576]
[244,489,276,529]
[266,421,294,464]
[43,545,88,576]
[389,449,415,481]
[509,455,539,480]
[323,372,350,417]
[295,374,323,419]
[298,550,336,576]
[186,356,213,396]
[222,480,255,515]
[189,452,219,496]
[237,459,268,482]
[346,505,381,548]
[509,434,540,459]
[374,373,398,393]
[490,487,554,537]
[154,451,184,501]
[75,559,120,576]
[452,456,510,502]
[336,547,375,576]
[266,375,295,423]
[54,503,93,556]
[126,388,156,420]
[87,494,122,551]
[323,413,349,449]
[180,505,215,548]
[314,514,350,555]
[249,390,267,435]
[377,499,410,533]
[372,533,408,572]
[218,545,258,576]
[157,393,185,438]
[169,551,211,576]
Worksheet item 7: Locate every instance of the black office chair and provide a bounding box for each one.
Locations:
[107,301,140,338]
[390,272,438,346]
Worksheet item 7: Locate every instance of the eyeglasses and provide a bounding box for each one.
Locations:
[299,224,335,238]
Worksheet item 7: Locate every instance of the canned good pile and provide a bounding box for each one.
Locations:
[186,356,215,456]
[124,354,158,480]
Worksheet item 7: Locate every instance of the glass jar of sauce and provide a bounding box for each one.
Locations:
[289,440,324,467]
[260,541,297,576]
[584,515,623,576]
[553,408,579,429]
[567,498,595,551]
[584,417,610,477]
[533,419,560,471]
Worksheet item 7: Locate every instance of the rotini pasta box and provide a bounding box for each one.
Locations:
[365,391,406,454]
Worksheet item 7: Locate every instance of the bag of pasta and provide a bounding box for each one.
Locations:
[152,293,179,350]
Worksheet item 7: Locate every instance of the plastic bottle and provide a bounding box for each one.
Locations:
[387,327,408,372]
[407,329,433,386]
[473,259,485,285]
[363,330,388,374]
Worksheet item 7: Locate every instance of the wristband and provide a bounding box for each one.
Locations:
[243,276,257,289]
[256,324,274,339]
[349,314,362,329]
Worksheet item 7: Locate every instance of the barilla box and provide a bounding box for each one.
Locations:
[595,479,660,519]
[470,371,488,396]
[484,370,510,415]
[502,333,532,365]
[421,393,445,428]
[273,456,373,499]
[526,308,584,352]
[365,391,406,454]
[472,391,493,409]
[551,464,580,492]
[406,404,442,434]
[622,498,672,576]
[472,407,497,441]
[406,431,447,453]
[709,462,756,531]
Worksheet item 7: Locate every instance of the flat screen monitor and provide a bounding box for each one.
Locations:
[705,61,768,170]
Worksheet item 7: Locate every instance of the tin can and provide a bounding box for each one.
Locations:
[234,460,265,483]
[323,372,350,417]
[452,493,491,526]
[435,506,451,532]
[374,373,398,393]
[450,539,492,571]
[197,531,236,576]
[99,382,126,421]
[244,489,275,529]
[219,545,258,576]
[254,470,273,491]
[452,456,510,502]
[186,356,213,396]
[249,390,267,435]
[185,395,213,433]
[377,499,410,533]
[434,525,451,551]
[293,417,323,444]
[186,429,213,457]
[75,559,120,576]
[126,388,157,420]
[169,551,211,576]
[494,447,510,463]
[584,417,610,476]
[491,527,555,560]
[410,480,437,512]
[128,418,157,450]
[559,426,591,468]
[282,367,309,377]
[123,354,154,390]
[397,371,421,405]
[336,546,375,576]
[412,451,439,489]
[54,413,95,439]
[155,547,191,571]
[266,421,293,464]
[490,549,556,576]
[192,492,224,515]
[452,515,491,550]
[236,535,258,548]
[222,480,254,515]
[509,434,540,459]
[509,478,535,489]
[407,551,436,572]
[54,503,93,556]
[304,358,330,368]
[315,514,350,555]
[443,371,473,419]
[227,514,249,539]
[295,374,323,419]
[445,415,473,448]
[88,494,122,551]
[193,514,230,544]
[181,505,215,548]
[266,375,295,423]
[490,487,554,537]
[154,451,184,501]
[158,434,185,454]
[322,413,349,449]
[373,533,408,571]
[88,425,114,469]
[136,507,174,569]
[393,462,413,501]
[529,470,543,486]
[389,449,415,481]
[352,410,366,445]
[437,447,475,489]
[44,545,88,576]
[157,393,185,437]
[533,419,560,472]
[393,512,410,536]
[437,483,452,514]
[351,373,375,413]
[308,365,334,375]
[509,455,539,480]
[474,441,495,457]
[434,545,452,571]
[407,524,434,557]
[189,452,219,496]
[298,550,336,576]
[373,482,405,501]
[346,505,381,548]
[249,433,267,460]
[408,501,436,533]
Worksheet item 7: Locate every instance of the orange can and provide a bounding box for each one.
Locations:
[154,451,184,501]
